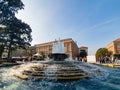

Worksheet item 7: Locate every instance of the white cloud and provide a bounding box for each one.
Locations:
[85,18,120,31]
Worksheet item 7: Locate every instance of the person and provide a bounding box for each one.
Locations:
[113,58,115,63]
[82,57,87,62]
[79,57,82,61]
[75,57,78,60]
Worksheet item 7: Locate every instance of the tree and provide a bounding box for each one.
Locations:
[40,52,45,59]
[27,46,36,56]
[0,27,6,58]
[0,0,32,60]
[4,17,32,60]
[0,0,24,23]
[113,54,120,59]
[95,48,109,61]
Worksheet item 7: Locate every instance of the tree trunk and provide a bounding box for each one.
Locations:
[0,45,4,58]
[7,43,12,61]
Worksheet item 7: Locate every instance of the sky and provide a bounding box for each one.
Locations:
[16,0,120,55]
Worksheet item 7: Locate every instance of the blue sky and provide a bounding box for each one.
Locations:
[16,0,120,55]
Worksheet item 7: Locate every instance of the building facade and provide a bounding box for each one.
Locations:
[35,38,79,59]
[107,38,120,54]
[79,46,88,55]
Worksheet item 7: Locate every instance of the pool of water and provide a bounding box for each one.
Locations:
[0,65,120,90]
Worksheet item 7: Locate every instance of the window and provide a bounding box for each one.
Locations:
[117,43,120,49]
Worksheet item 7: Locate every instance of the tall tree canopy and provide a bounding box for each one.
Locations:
[3,17,32,59]
[95,48,109,60]
[0,0,32,60]
[0,0,24,22]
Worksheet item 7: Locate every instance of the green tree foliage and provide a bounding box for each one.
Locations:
[95,48,109,60]
[113,54,120,59]
[27,46,36,56]
[0,0,32,60]
[0,27,5,43]
[3,17,32,60]
[0,0,24,22]
[40,52,45,59]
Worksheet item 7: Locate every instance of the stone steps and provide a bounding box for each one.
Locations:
[32,75,89,80]
[15,73,89,80]
[25,72,87,76]
[13,61,93,81]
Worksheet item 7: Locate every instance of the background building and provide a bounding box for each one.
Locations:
[35,38,79,59]
[107,38,120,54]
[79,46,88,55]
[76,46,88,61]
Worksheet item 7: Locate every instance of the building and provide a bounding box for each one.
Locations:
[35,38,79,59]
[107,38,120,54]
[79,46,88,55]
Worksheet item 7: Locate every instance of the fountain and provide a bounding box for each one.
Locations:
[1,40,120,90]
[2,40,102,81]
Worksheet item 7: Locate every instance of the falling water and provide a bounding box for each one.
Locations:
[52,40,65,54]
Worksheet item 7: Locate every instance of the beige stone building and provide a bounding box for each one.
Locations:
[107,38,120,54]
[35,38,79,59]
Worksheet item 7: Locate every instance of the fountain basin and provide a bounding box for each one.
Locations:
[3,40,103,81]
[1,65,120,90]
[5,60,102,81]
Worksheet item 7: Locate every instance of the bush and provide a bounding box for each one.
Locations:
[113,54,120,59]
